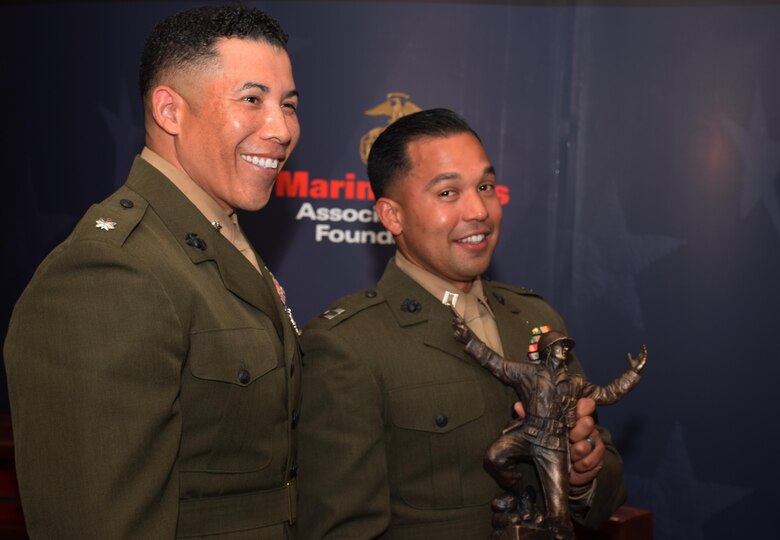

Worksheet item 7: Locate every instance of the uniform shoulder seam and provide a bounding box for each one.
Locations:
[488,280,543,298]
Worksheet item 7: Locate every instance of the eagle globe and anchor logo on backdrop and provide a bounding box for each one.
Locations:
[358,92,422,165]
[274,93,508,245]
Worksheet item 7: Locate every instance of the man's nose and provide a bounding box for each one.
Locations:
[260,106,293,145]
[464,191,488,221]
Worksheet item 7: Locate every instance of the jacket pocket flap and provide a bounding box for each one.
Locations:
[189,327,279,385]
[388,380,484,434]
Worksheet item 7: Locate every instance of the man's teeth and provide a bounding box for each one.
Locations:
[241,155,279,169]
[458,234,485,244]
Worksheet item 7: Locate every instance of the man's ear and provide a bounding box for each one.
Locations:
[150,85,184,136]
[375,196,403,236]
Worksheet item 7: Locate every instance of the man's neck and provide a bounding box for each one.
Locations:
[393,250,477,295]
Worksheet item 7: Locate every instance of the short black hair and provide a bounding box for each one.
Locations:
[367,108,481,199]
[139,4,288,105]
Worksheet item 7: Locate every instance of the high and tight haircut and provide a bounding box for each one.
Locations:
[367,108,481,199]
[139,4,288,105]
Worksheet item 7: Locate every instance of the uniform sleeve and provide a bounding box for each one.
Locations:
[297,326,391,539]
[4,241,183,538]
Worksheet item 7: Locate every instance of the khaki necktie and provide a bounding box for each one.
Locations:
[448,290,504,357]
[227,214,261,274]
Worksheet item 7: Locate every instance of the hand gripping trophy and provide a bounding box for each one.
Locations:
[452,318,647,540]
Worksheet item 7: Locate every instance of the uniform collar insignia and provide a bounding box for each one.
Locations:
[401,298,422,313]
[185,232,207,250]
[442,291,459,307]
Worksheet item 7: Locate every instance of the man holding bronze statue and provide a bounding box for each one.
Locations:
[298,108,629,538]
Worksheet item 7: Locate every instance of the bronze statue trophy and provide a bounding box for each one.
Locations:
[452,318,647,540]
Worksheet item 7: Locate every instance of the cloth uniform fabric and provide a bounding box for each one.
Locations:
[394,249,504,356]
[296,259,626,539]
[141,147,262,274]
[4,157,302,539]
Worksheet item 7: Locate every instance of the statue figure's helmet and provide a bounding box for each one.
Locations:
[537,330,576,354]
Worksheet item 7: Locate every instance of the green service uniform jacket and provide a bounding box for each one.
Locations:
[4,157,301,539]
[297,260,626,539]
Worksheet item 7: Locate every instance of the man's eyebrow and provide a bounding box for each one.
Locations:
[238,82,300,100]
[424,166,496,190]
[425,172,460,191]
[239,82,270,93]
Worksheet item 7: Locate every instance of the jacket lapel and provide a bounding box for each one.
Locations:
[124,157,284,340]
[377,260,484,364]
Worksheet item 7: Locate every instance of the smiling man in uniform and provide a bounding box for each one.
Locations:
[4,5,302,538]
[297,108,627,538]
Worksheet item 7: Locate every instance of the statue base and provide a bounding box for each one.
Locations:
[491,524,554,540]
[490,488,573,540]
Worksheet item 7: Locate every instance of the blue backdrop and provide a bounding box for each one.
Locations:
[3,1,779,538]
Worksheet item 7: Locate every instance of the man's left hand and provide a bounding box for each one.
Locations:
[569,398,604,486]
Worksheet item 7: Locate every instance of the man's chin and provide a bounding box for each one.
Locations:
[462,258,493,279]
[235,189,274,212]
[453,267,491,284]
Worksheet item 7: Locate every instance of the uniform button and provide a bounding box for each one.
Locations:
[292,410,300,428]
[237,369,251,385]
[365,290,377,298]
[119,198,134,209]
[435,415,448,428]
